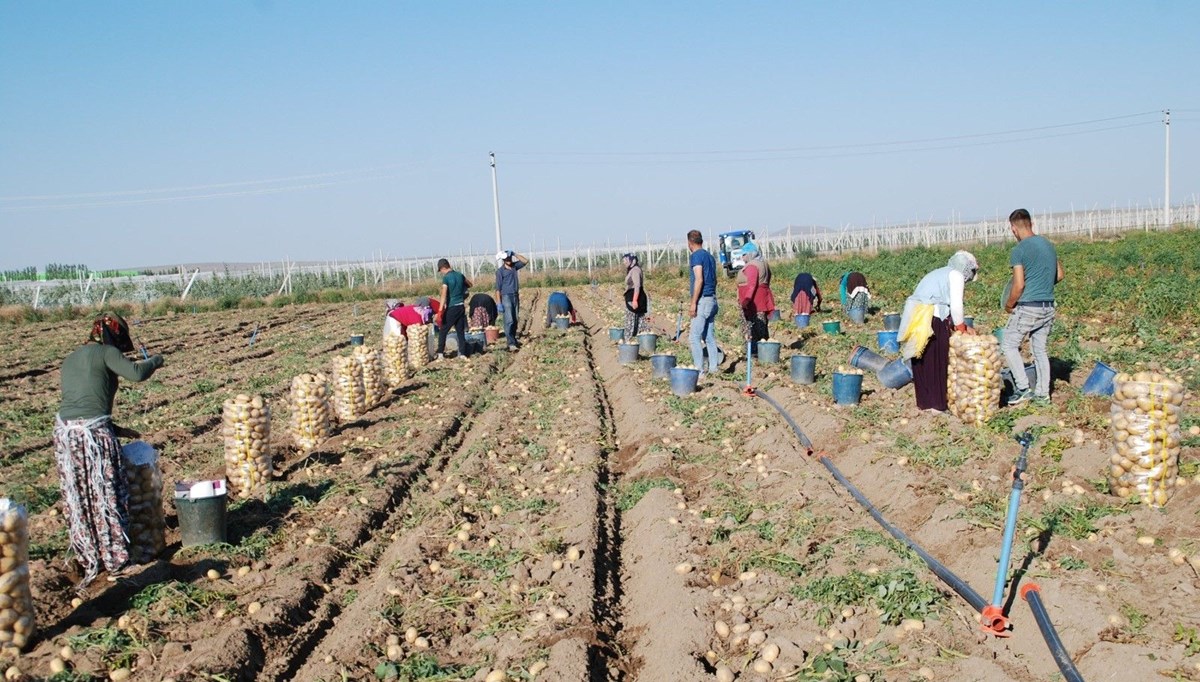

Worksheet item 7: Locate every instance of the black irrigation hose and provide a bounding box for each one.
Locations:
[1023,586,1085,682]
[753,387,1088,681]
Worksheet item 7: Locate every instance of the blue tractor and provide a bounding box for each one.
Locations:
[717,230,756,278]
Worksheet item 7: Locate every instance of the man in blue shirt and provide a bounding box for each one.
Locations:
[545,291,577,327]
[494,250,528,351]
[436,258,471,359]
[1001,208,1064,405]
[687,230,720,376]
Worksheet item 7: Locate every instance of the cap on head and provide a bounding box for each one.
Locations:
[738,242,759,257]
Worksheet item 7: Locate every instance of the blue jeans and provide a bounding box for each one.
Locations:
[1001,305,1056,397]
[501,293,520,347]
[689,296,719,373]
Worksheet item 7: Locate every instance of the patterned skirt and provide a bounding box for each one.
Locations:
[53,415,130,586]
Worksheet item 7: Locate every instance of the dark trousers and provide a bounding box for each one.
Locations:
[912,315,951,411]
[437,304,468,356]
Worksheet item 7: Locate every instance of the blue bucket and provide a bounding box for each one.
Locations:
[794,313,811,329]
[618,342,640,364]
[553,316,570,330]
[847,307,867,325]
[790,355,816,384]
[882,313,901,332]
[757,341,782,364]
[1082,361,1117,397]
[464,330,487,354]
[993,328,1005,345]
[876,330,899,354]
[878,359,914,389]
[832,372,864,405]
[650,354,677,379]
[608,327,624,341]
[349,334,364,346]
[769,309,781,321]
[848,345,889,373]
[637,332,659,355]
[1001,364,1037,396]
[669,367,700,396]
[963,316,975,328]
[823,321,841,335]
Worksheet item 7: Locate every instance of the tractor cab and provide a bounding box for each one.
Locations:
[717,230,756,277]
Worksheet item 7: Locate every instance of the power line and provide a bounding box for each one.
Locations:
[500,111,1160,157]
[503,121,1158,166]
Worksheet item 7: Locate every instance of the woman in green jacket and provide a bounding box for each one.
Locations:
[54,313,164,587]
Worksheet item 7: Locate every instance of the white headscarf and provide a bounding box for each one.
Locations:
[948,251,978,282]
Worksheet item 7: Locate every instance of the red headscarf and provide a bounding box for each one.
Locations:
[89,313,134,352]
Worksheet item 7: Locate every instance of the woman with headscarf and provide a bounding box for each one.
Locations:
[468,292,498,329]
[790,272,822,315]
[622,253,647,342]
[54,313,164,586]
[840,271,871,313]
[735,242,777,351]
[898,251,979,412]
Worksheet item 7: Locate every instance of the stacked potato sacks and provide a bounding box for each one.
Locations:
[331,356,367,422]
[353,346,388,407]
[222,394,273,499]
[407,323,431,370]
[289,373,332,451]
[121,443,166,564]
[382,333,410,386]
[1108,372,1185,507]
[947,334,1002,426]
[0,500,35,657]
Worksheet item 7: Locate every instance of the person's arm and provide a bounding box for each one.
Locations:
[464,275,473,290]
[690,264,703,317]
[103,345,162,382]
[495,271,503,308]
[812,283,822,310]
[1005,265,1026,313]
[438,282,448,324]
[1055,259,1064,284]
[632,268,642,314]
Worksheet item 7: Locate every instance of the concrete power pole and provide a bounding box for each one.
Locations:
[1164,109,1171,230]
[490,152,503,253]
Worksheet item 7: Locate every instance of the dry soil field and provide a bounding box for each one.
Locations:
[2,276,1199,682]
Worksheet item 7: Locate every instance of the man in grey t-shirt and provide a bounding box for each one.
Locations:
[1001,208,1065,405]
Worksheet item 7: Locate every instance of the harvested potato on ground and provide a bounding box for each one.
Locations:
[353,346,388,407]
[1108,372,1185,508]
[222,394,272,499]
[407,324,431,370]
[382,334,410,386]
[947,334,1001,426]
[289,373,332,451]
[330,357,367,422]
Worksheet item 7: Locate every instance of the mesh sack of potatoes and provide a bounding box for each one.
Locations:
[289,373,332,451]
[330,356,367,422]
[120,441,166,564]
[382,333,410,386]
[947,333,1002,426]
[407,323,431,370]
[352,346,388,407]
[222,394,273,499]
[1108,372,1185,507]
[0,499,35,657]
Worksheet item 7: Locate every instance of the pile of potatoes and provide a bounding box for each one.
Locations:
[1108,372,1185,507]
[121,448,165,564]
[330,356,367,422]
[289,373,332,451]
[947,334,1002,426]
[353,346,388,407]
[0,501,35,657]
[382,333,410,386]
[221,394,273,499]
[407,324,431,369]
[835,365,864,375]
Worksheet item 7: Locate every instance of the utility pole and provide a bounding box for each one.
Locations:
[1164,109,1171,230]
[490,152,503,253]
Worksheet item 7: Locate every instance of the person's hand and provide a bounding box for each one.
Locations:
[1004,303,1015,314]
[435,312,444,326]
[689,302,697,318]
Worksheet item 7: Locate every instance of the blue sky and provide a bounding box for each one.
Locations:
[2,1,1198,270]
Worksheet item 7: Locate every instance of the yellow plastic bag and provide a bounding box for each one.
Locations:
[899,302,935,359]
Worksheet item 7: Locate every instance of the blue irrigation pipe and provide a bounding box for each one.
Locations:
[745,340,753,389]
[982,431,1035,636]
[1022,584,1085,682]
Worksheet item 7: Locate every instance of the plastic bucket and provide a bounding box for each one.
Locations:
[349,334,364,346]
[757,341,782,364]
[769,310,781,321]
[847,307,867,325]
[485,327,500,344]
[553,317,570,330]
[650,354,677,379]
[992,328,1005,345]
[618,342,640,364]
[848,345,889,373]
[608,327,624,342]
[822,321,841,335]
[876,330,899,354]
[669,367,700,396]
[790,355,816,384]
[175,493,228,548]
[882,313,901,331]
[637,332,659,354]
[878,359,914,389]
[794,313,811,329]
[963,316,975,328]
[1082,361,1117,397]
[832,373,864,405]
[465,330,487,355]
[1001,364,1038,396]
